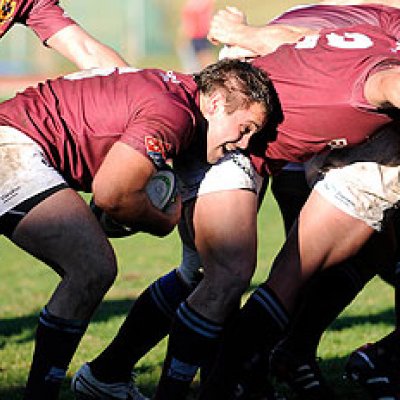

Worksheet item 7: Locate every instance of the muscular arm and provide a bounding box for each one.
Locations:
[364,67,400,108]
[92,142,180,237]
[209,1,400,57]
[47,24,128,69]
[208,7,317,56]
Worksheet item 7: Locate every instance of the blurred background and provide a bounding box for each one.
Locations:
[0,0,313,97]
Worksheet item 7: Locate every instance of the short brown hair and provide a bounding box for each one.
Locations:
[194,58,275,117]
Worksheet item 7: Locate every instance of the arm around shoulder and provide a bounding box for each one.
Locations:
[209,7,316,56]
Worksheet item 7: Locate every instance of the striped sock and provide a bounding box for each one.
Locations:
[24,307,87,400]
[198,286,289,400]
[91,269,192,382]
[154,301,223,400]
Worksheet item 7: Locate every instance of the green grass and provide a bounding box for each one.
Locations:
[0,191,395,399]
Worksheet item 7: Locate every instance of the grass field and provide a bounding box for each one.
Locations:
[0,191,395,399]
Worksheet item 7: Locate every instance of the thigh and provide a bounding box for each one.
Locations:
[11,188,116,279]
[298,190,374,269]
[188,188,258,322]
[267,189,374,312]
[177,151,261,321]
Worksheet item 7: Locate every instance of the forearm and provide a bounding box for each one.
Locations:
[224,24,274,55]
[235,25,314,55]
[95,191,179,237]
[125,196,180,237]
[69,40,129,69]
[93,142,180,237]
[219,24,316,56]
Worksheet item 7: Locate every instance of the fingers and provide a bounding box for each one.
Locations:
[209,10,239,45]
[225,6,246,22]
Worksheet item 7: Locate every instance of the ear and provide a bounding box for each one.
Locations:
[204,90,226,116]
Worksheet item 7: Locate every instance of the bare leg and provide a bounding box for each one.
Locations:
[154,189,258,399]
[199,189,375,399]
[268,189,374,312]
[10,188,117,399]
[12,188,117,319]
[188,189,258,321]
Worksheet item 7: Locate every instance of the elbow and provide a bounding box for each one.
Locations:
[92,182,124,216]
[92,192,120,215]
[92,167,122,205]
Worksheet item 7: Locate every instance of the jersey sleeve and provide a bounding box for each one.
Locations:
[120,94,196,169]
[26,0,77,44]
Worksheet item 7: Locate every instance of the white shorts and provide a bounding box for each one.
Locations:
[0,126,66,217]
[175,150,263,203]
[312,125,400,231]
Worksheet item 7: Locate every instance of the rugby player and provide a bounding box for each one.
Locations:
[210,3,313,238]
[209,3,400,399]
[71,3,400,399]
[0,59,273,400]
[0,0,128,70]
[165,6,400,400]
[210,1,400,398]
[198,9,400,400]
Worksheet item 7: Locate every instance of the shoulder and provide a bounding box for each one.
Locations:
[141,92,196,129]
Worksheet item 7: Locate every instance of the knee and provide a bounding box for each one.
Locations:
[70,252,118,297]
[88,258,118,294]
[209,260,254,296]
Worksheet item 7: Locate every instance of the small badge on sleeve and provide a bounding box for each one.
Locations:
[145,136,172,168]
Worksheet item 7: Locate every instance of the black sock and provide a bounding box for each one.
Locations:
[199,285,289,400]
[91,269,192,382]
[154,301,222,400]
[279,260,374,357]
[23,307,87,400]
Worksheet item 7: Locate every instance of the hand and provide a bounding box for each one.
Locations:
[224,6,247,24]
[208,6,247,46]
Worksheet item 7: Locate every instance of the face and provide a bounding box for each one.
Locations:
[206,101,267,164]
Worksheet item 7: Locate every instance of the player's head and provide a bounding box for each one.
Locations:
[194,58,275,163]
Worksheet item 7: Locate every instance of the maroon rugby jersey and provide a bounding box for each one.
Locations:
[251,19,400,174]
[0,0,75,42]
[270,4,400,31]
[0,67,203,191]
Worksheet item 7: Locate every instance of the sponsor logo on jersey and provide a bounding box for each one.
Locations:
[145,136,172,168]
[159,70,180,84]
[0,0,16,26]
